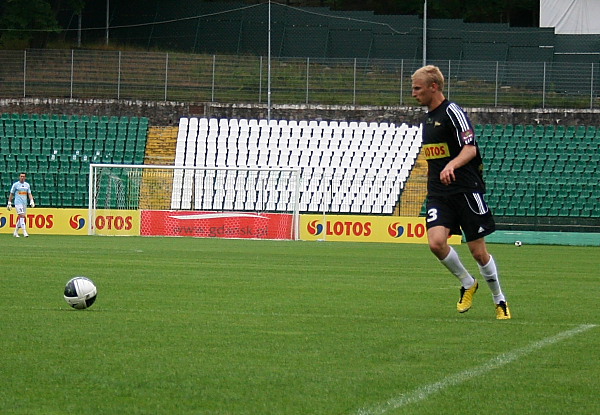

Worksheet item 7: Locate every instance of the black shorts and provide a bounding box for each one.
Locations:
[425,192,496,242]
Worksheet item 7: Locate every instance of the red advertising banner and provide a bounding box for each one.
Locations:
[140,211,294,239]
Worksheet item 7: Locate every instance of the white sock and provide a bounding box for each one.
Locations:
[478,255,506,304]
[19,217,27,232]
[440,246,476,289]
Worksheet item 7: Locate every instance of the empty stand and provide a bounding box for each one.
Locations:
[3,112,597,220]
[478,123,599,218]
[0,113,149,208]
[173,117,422,214]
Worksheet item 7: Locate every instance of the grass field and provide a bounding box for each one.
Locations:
[1,235,598,415]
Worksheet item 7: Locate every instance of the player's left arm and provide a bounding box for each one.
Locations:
[28,187,35,207]
[440,145,477,185]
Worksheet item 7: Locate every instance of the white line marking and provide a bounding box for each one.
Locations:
[355,324,597,415]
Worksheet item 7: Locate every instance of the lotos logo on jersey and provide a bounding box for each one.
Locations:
[69,215,86,230]
[307,220,324,236]
[387,222,404,238]
[422,143,450,159]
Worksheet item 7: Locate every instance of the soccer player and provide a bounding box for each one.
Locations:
[411,65,511,320]
[7,172,35,238]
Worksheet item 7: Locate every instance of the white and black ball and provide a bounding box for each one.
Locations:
[64,277,97,309]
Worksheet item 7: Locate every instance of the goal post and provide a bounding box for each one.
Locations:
[88,164,302,240]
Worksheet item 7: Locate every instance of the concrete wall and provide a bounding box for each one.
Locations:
[1,98,599,127]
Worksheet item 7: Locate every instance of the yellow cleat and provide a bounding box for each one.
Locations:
[495,301,512,320]
[457,280,478,313]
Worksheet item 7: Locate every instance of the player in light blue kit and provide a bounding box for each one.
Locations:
[7,172,35,237]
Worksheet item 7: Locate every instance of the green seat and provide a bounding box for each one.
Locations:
[564,126,575,138]
[62,139,73,152]
[102,152,113,163]
[123,150,135,164]
[44,125,55,139]
[10,138,21,152]
[585,126,595,138]
[73,193,85,207]
[0,137,10,152]
[77,138,88,151]
[84,140,94,152]
[114,140,125,153]
[3,125,15,138]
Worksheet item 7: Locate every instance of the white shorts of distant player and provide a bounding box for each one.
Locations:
[15,204,27,216]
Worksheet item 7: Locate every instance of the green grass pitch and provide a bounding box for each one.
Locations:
[1,235,598,415]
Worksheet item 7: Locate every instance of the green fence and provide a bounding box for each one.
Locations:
[0,50,599,109]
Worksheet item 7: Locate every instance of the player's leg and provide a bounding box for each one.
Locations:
[16,205,28,237]
[13,205,23,236]
[461,192,511,319]
[426,197,478,312]
[429,226,478,312]
[467,238,510,318]
[20,215,29,237]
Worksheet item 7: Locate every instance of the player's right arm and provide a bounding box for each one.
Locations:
[7,184,14,209]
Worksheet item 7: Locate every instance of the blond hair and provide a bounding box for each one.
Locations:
[412,65,445,91]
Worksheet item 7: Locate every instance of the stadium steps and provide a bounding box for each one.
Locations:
[395,152,427,217]
[144,126,178,165]
[139,126,179,210]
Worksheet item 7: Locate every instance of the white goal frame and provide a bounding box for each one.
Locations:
[88,164,302,239]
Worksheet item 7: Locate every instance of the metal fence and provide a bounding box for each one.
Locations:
[0,49,598,109]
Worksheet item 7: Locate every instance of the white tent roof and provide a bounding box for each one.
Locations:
[540,0,600,34]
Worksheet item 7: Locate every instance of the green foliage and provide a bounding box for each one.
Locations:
[0,0,60,47]
[67,0,86,14]
[0,235,598,414]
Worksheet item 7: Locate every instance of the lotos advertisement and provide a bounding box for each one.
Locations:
[0,208,140,236]
[301,214,462,244]
[1,208,459,244]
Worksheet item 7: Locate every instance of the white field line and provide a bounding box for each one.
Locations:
[355,324,597,415]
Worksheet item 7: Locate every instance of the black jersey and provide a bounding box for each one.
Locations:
[421,99,486,196]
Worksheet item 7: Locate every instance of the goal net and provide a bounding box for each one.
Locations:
[88,164,301,239]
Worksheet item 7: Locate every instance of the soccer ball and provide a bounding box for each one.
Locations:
[514,240,522,247]
[64,277,97,309]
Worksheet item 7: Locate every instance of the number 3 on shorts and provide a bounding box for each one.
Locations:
[427,208,438,223]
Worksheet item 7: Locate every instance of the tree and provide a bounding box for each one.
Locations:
[0,0,60,47]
